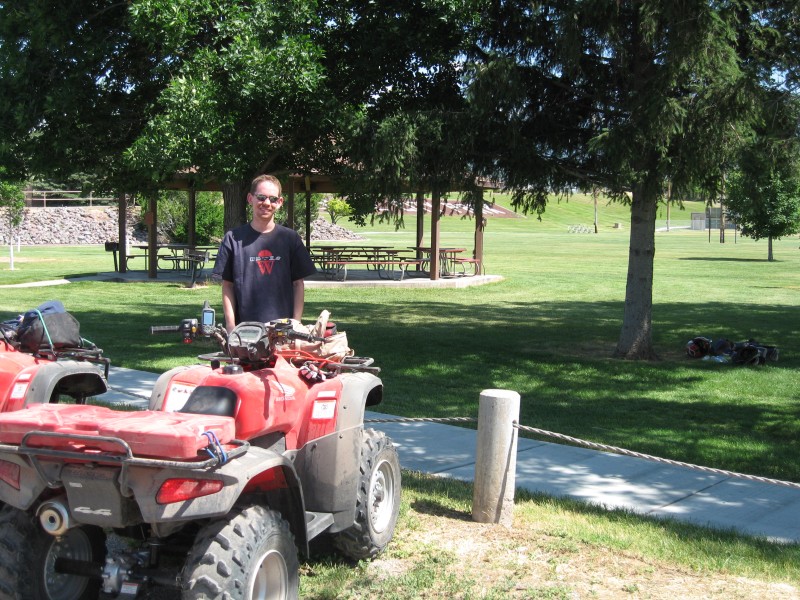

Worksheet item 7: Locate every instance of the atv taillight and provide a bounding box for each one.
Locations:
[0,460,20,490]
[156,478,223,504]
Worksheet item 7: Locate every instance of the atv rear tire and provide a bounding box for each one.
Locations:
[334,429,401,560]
[181,505,299,599]
[0,504,106,600]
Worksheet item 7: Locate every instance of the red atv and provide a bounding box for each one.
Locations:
[0,306,401,599]
[1,309,109,411]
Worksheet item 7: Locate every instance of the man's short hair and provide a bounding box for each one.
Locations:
[250,174,282,196]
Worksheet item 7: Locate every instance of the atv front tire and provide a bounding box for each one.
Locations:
[334,428,401,560]
[0,504,106,600]
[181,505,299,599]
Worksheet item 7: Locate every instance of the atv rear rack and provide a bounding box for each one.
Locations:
[0,431,249,491]
[43,347,111,379]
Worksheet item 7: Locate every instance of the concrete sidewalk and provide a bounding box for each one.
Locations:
[0,269,503,290]
[104,366,800,545]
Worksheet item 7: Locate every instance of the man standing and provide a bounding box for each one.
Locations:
[213,175,317,331]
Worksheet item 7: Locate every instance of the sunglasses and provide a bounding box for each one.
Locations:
[253,194,281,204]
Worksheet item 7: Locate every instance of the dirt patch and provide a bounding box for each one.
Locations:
[365,508,798,599]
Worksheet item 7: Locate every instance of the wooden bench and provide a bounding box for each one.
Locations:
[156,252,186,271]
[453,257,483,276]
[124,254,148,270]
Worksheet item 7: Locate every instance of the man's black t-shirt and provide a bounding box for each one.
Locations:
[213,223,316,323]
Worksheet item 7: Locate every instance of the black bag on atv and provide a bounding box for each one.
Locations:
[16,301,83,353]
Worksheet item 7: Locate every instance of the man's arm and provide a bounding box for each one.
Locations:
[292,279,305,321]
[221,280,237,332]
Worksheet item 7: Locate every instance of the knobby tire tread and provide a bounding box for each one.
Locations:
[333,428,401,560]
[182,504,298,600]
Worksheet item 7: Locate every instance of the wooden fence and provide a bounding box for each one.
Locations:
[24,190,116,207]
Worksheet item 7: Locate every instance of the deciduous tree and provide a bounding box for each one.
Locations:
[0,1,166,191]
[126,0,346,230]
[726,92,800,260]
[0,177,25,270]
[467,1,799,359]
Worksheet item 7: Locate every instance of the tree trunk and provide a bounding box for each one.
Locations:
[221,181,248,232]
[614,183,659,360]
[187,189,197,247]
[474,188,485,264]
[768,236,773,261]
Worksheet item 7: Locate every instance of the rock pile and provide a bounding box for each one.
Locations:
[2,207,145,245]
[309,218,364,242]
[1,208,361,245]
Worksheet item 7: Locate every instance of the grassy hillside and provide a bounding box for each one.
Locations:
[337,191,709,235]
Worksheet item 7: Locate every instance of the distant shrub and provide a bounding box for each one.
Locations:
[140,191,224,244]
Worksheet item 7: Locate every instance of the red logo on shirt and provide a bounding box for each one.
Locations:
[254,250,280,275]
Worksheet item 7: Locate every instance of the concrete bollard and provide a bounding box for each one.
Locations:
[472,389,520,526]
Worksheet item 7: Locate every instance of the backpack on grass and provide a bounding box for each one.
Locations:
[731,340,779,366]
[686,335,778,366]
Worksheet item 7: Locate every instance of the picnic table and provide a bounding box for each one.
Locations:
[310,245,423,281]
[127,244,215,278]
[412,247,475,277]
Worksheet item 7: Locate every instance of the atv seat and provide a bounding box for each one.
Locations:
[179,386,238,417]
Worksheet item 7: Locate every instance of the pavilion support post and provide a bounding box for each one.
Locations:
[305,176,312,249]
[287,183,296,237]
[430,188,441,280]
[187,188,197,248]
[147,196,158,279]
[118,192,128,273]
[415,189,425,267]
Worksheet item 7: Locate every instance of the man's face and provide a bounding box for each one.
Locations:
[248,181,283,220]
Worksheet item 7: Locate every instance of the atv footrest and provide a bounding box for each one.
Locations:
[305,511,335,541]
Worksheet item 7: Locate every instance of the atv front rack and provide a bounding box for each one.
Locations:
[0,431,249,492]
[196,351,381,374]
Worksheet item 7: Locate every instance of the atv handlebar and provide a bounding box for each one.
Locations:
[151,307,326,364]
[150,319,204,343]
[150,325,181,334]
[267,320,326,344]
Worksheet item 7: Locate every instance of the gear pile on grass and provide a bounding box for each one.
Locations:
[685,336,779,366]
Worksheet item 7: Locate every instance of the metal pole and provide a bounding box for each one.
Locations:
[472,389,520,526]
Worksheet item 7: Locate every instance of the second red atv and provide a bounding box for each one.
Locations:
[1,305,109,412]
[0,305,401,599]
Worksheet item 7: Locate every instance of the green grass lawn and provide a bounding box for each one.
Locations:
[2,196,799,593]
[2,197,799,483]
